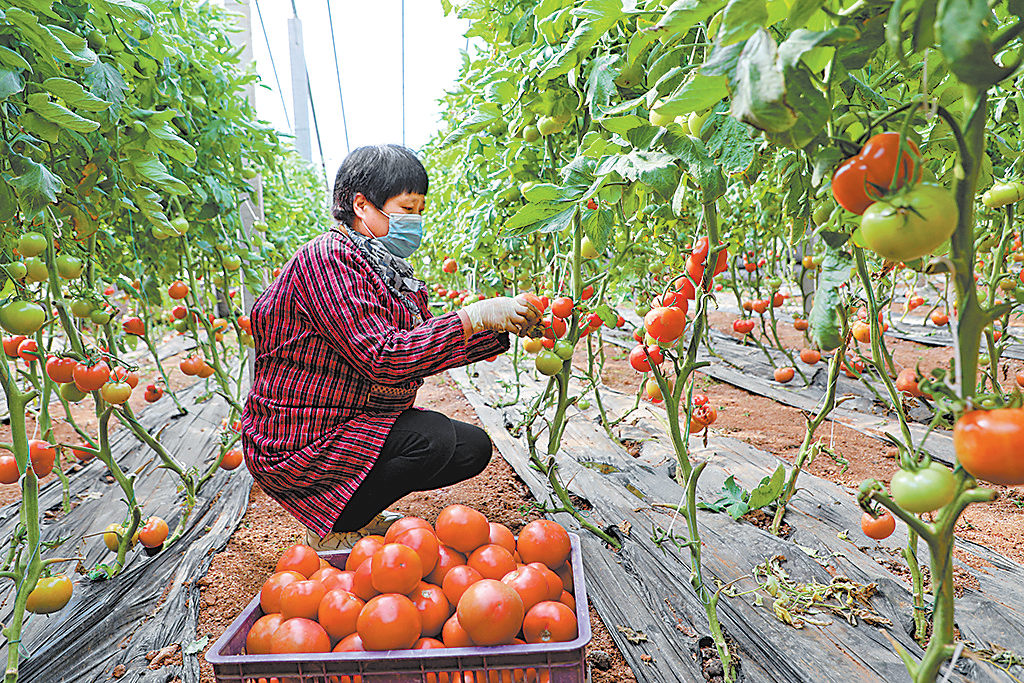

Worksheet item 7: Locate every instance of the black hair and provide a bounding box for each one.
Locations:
[331,144,429,226]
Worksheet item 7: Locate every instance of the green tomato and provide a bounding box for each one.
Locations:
[222,254,242,271]
[688,110,711,138]
[17,232,48,257]
[537,116,565,137]
[172,318,188,333]
[979,354,990,366]
[6,262,27,280]
[553,339,575,361]
[25,575,73,614]
[89,309,113,324]
[982,181,1024,209]
[812,202,833,227]
[70,299,94,318]
[635,302,651,317]
[253,220,268,233]
[55,254,85,279]
[170,216,190,235]
[859,184,959,262]
[24,257,48,283]
[889,462,956,513]
[581,237,600,259]
[767,277,783,289]
[522,125,541,143]
[60,382,89,403]
[577,398,591,410]
[0,300,46,335]
[535,349,563,376]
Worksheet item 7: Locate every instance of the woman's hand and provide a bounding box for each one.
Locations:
[461,296,541,336]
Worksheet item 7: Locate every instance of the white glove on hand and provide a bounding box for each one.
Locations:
[463,296,541,336]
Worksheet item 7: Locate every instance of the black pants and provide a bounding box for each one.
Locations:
[331,409,493,532]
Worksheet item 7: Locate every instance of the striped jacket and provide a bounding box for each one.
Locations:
[241,229,508,536]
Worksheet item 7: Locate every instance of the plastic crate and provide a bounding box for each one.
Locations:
[208,532,591,683]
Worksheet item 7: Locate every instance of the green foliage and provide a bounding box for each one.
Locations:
[697,464,786,520]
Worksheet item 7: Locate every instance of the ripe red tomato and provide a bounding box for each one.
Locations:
[442,258,458,273]
[138,516,169,548]
[930,310,949,326]
[435,504,489,555]
[370,543,423,594]
[357,593,422,651]
[16,338,38,363]
[408,581,452,638]
[516,520,571,569]
[441,612,475,648]
[260,570,305,613]
[220,447,244,470]
[45,356,76,384]
[279,579,327,620]
[0,455,20,484]
[732,319,755,334]
[689,404,718,434]
[318,588,364,641]
[74,360,110,392]
[276,543,321,578]
[167,280,189,300]
[859,131,921,191]
[644,306,685,343]
[270,617,331,654]
[751,299,769,314]
[457,579,524,646]
[793,318,809,331]
[487,522,516,553]
[580,284,595,300]
[550,297,573,319]
[442,564,483,606]
[28,439,55,477]
[346,535,386,571]
[861,510,896,540]
[246,613,285,655]
[426,545,466,586]
[773,367,795,383]
[110,366,139,388]
[799,349,821,364]
[122,316,145,336]
[394,527,440,577]
[500,566,550,614]
[2,335,26,358]
[467,543,517,581]
[522,600,578,644]
[526,562,564,600]
[953,409,1024,486]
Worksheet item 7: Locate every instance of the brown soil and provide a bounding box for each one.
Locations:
[194,372,638,683]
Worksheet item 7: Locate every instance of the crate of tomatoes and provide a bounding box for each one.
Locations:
[207,504,590,682]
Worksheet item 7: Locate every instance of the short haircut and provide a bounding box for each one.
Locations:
[331,144,429,226]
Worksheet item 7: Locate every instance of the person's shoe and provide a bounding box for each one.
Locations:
[304,510,404,552]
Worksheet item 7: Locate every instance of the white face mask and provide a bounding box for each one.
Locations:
[373,206,423,258]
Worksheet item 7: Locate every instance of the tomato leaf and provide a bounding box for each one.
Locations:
[747,463,786,509]
[586,54,619,113]
[650,0,728,39]
[123,151,188,196]
[936,0,1013,87]
[698,475,750,520]
[7,153,64,216]
[538,0,626,82]
[42,77,112,112]
[661,130,728,204]
[658,72,731,118]
[703,107,759,178]
[810,247,851,351]
[0,45,31,71]
[785,0,827,30]
[0,67,23,101]
[582,202,615,251]
[718,0,769,47]
[26,94,100,133]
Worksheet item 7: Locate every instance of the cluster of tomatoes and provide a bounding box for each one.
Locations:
[516,292,625,377]
[246,506,579,680]
[832,132,959,264]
